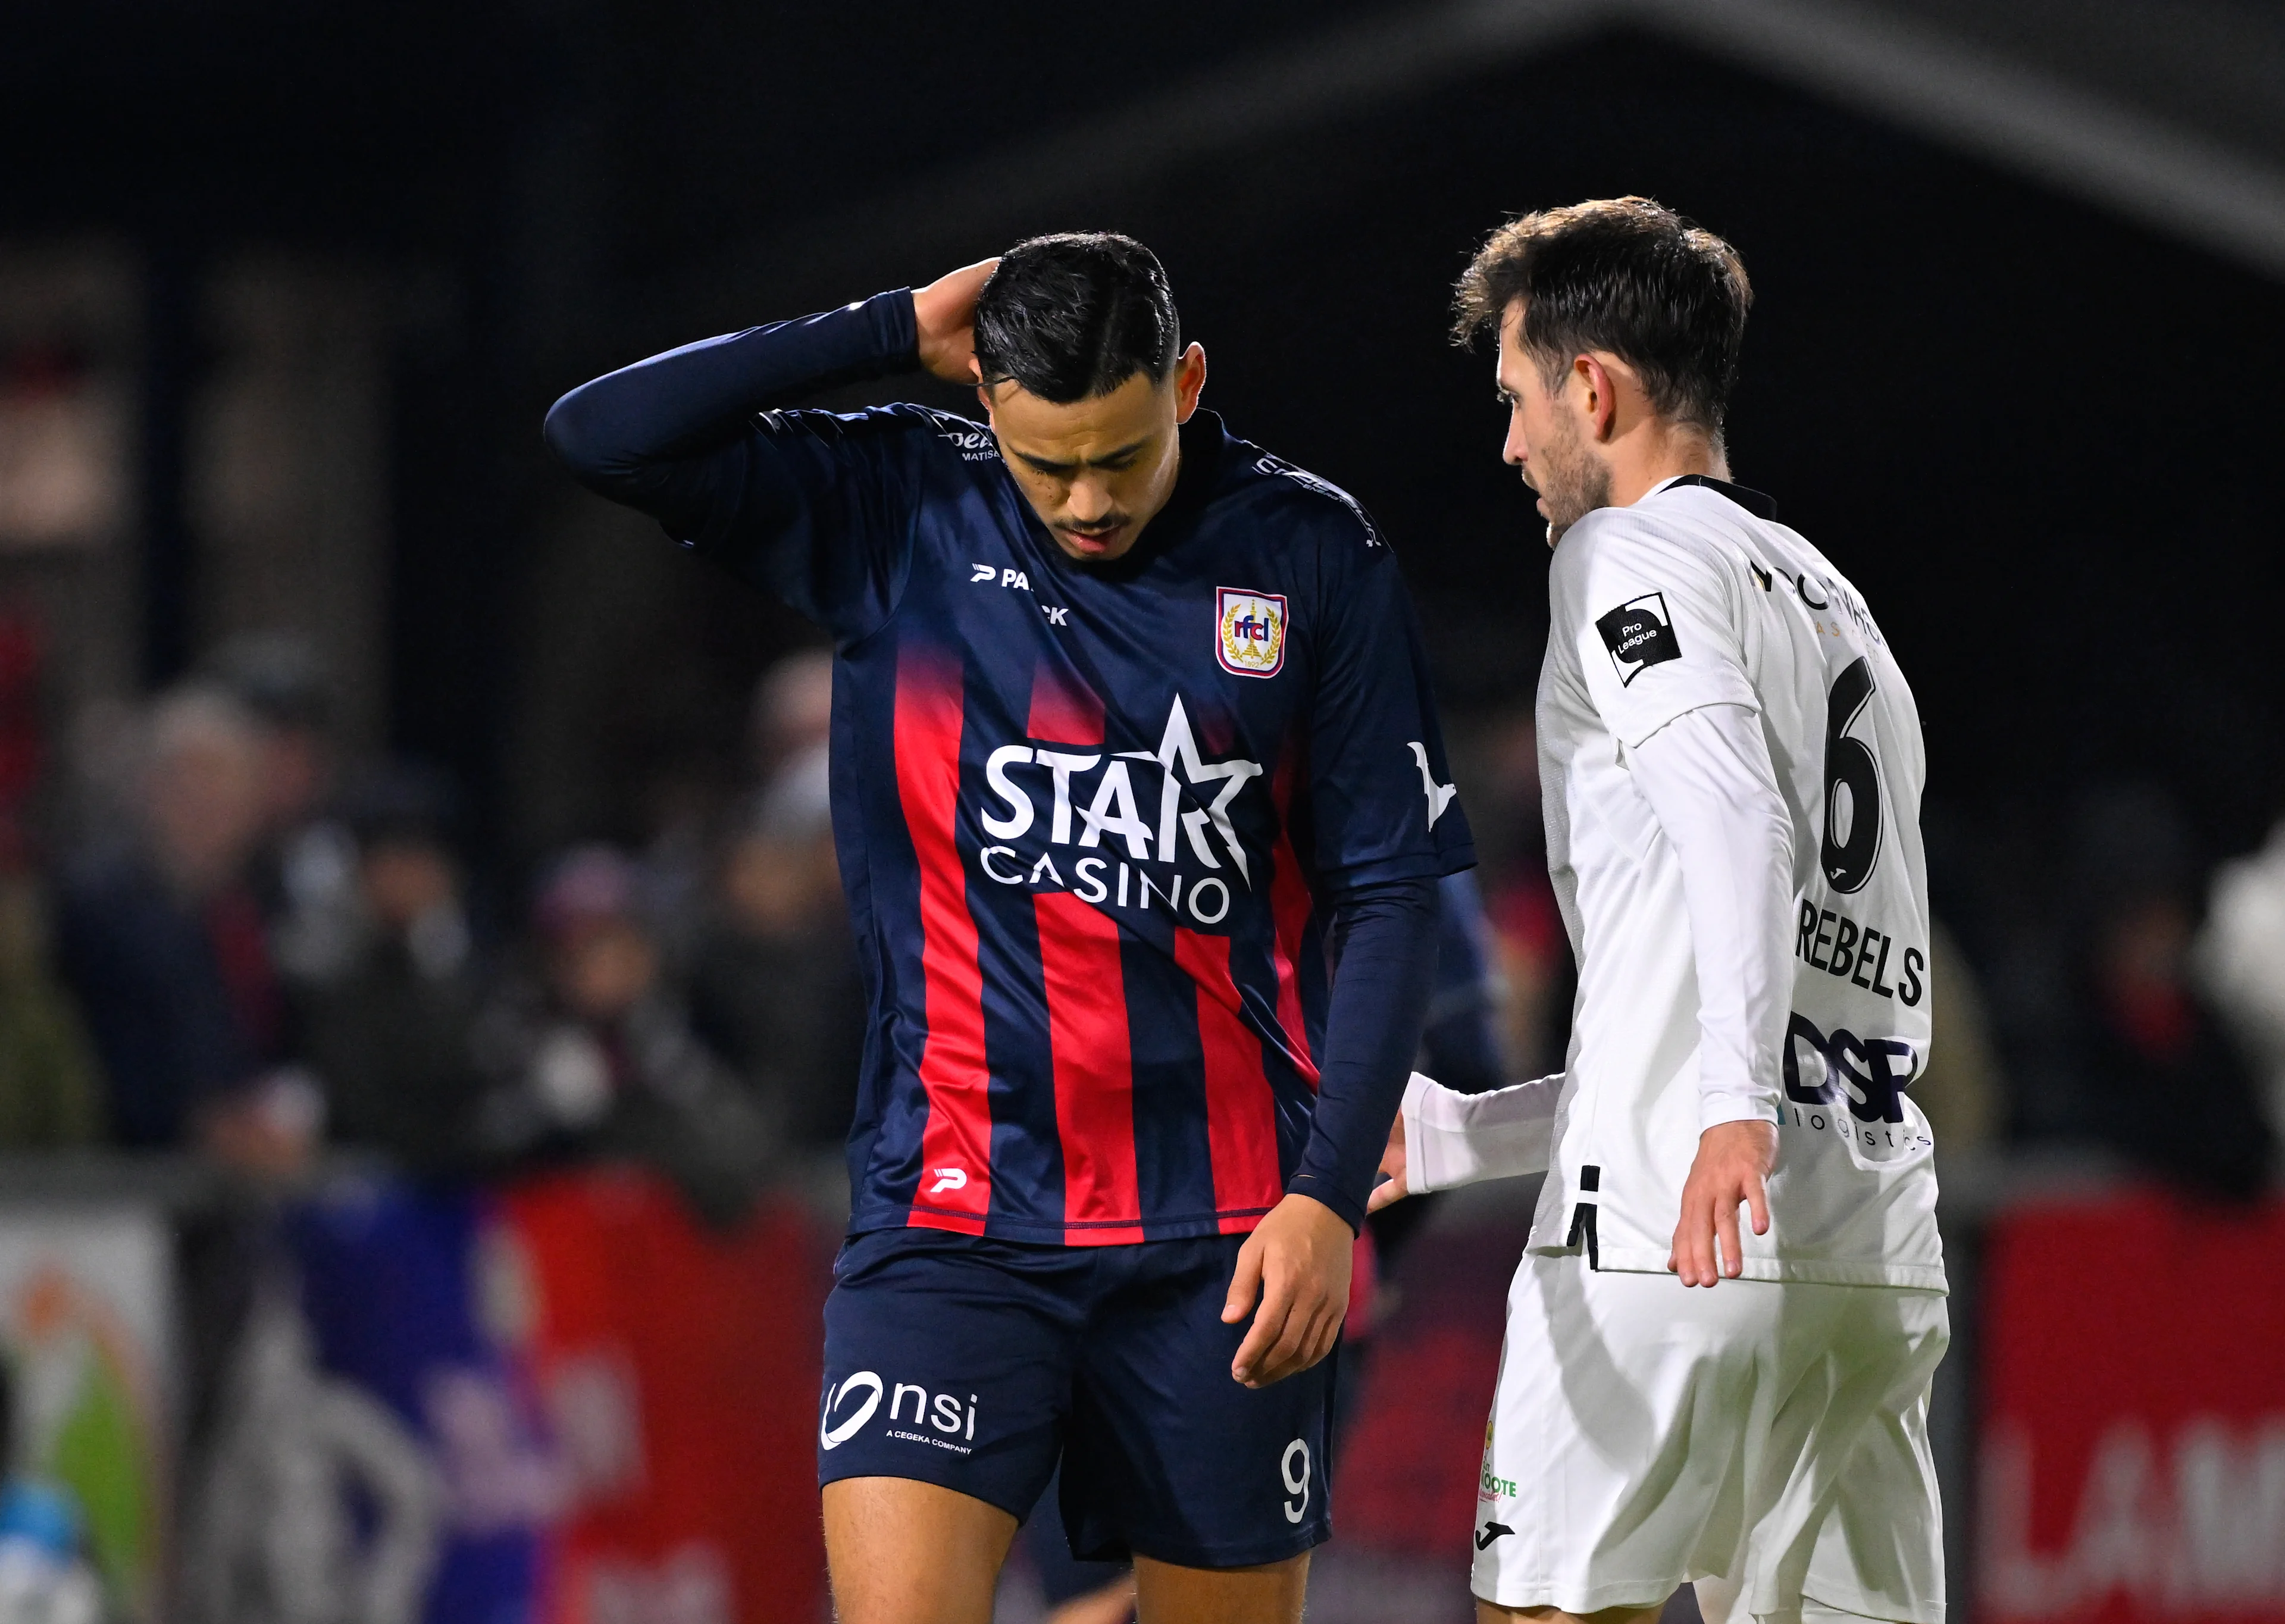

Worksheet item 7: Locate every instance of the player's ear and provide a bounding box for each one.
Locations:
[1172,343,1207,423]
[1579,354,1619,443]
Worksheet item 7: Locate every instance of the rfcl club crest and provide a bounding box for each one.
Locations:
[1216,588,1287,679]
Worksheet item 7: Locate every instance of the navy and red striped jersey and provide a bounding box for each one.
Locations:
[548,289,1473,1243]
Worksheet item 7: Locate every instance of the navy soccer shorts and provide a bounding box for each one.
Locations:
[817,1226,1338,1569]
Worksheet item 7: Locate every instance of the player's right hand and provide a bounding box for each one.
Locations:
[913,258,1000,383]
[1668,1118,1777,1287]
[1223,1192,1353,1389]
[1366,1113,1409,1214]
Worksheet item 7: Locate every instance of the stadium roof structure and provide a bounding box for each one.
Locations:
[675,0,2285,322]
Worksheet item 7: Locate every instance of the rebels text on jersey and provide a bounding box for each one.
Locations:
[553,290,1473,1245]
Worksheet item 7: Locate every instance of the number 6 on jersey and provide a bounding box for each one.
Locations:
[1821,657,1882,893]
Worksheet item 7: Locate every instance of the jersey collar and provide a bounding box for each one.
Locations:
[1660,473,1778,520]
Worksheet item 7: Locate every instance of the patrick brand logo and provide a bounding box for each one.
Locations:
[1217,588,1287,678]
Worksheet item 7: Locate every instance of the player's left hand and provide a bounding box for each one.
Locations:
[1366,1113,1409,1214]
[1667,1118,1778,1287]
[1222,1192,1353,1388]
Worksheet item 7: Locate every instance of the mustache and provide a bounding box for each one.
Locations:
[1059,515,1132,534]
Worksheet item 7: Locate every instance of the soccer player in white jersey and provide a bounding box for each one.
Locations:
[1371,198,1948,1624]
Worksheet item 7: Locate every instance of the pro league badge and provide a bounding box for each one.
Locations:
[1596,592,1682,686]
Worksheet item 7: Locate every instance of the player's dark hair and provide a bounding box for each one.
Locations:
[1454,197,1751,438]
[973,232,1181,403]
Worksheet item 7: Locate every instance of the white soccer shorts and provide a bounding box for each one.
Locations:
[1470,1253,1948,1623]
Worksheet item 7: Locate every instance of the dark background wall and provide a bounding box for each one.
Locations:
[8,0,2281,910]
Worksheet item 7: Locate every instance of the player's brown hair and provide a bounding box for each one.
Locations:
[1454,197,1751,438]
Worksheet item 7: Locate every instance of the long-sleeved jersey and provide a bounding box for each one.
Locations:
[1403,476,1943,1289]
[546,289,1474,1241]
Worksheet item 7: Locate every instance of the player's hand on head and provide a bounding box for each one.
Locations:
[1667,1118,1777,1288]
[913,258,999,384]
[1366,1114,1409,1215]
[1222,1191,1354,1389]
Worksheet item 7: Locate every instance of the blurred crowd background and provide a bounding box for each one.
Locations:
[4,2,2285,1622]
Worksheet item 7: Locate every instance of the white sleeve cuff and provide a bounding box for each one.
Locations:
[1400,1069,1563,1194]
[1697,1083,1781,1135]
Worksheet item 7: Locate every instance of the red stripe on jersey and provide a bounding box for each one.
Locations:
[1026,657,1106,746]
[1034,891,1144,1244]
[1174,927,1284,1232]
[894,646,993,1235]
[1267,833,1319,1087]
[1267,755,1320,1087]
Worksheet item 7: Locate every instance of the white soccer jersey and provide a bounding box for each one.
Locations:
[1525,474,1943,1291]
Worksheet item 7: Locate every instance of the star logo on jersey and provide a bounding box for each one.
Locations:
[977,696,1265,902]
[1595,592,1682,686]
[1216,588,1288,679]
[1124,696,1265,880]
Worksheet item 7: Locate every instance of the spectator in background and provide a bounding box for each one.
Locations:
[0,869,105,1149]
[752,648,833,784]
[298,766,486,1175]
[687,742,862,1167]
[1907,918,2004,1158]
[1465,708,1573,1080]
[55,687,315,1169]
[0,618,102,1150]
[204,632,362,987]
[2070,786,2274,1200]
[2196,815,2285,1156]
[627,647,837,974]
[474,844,776,1226]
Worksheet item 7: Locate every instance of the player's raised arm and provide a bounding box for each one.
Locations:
[909,258,998,383]
[540,259,996,639]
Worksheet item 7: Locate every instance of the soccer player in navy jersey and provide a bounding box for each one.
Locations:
[546,234,1474,1624]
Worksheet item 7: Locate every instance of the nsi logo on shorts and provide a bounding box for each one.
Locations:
[820,1370,979,1453]
[1217,588,1287,679]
